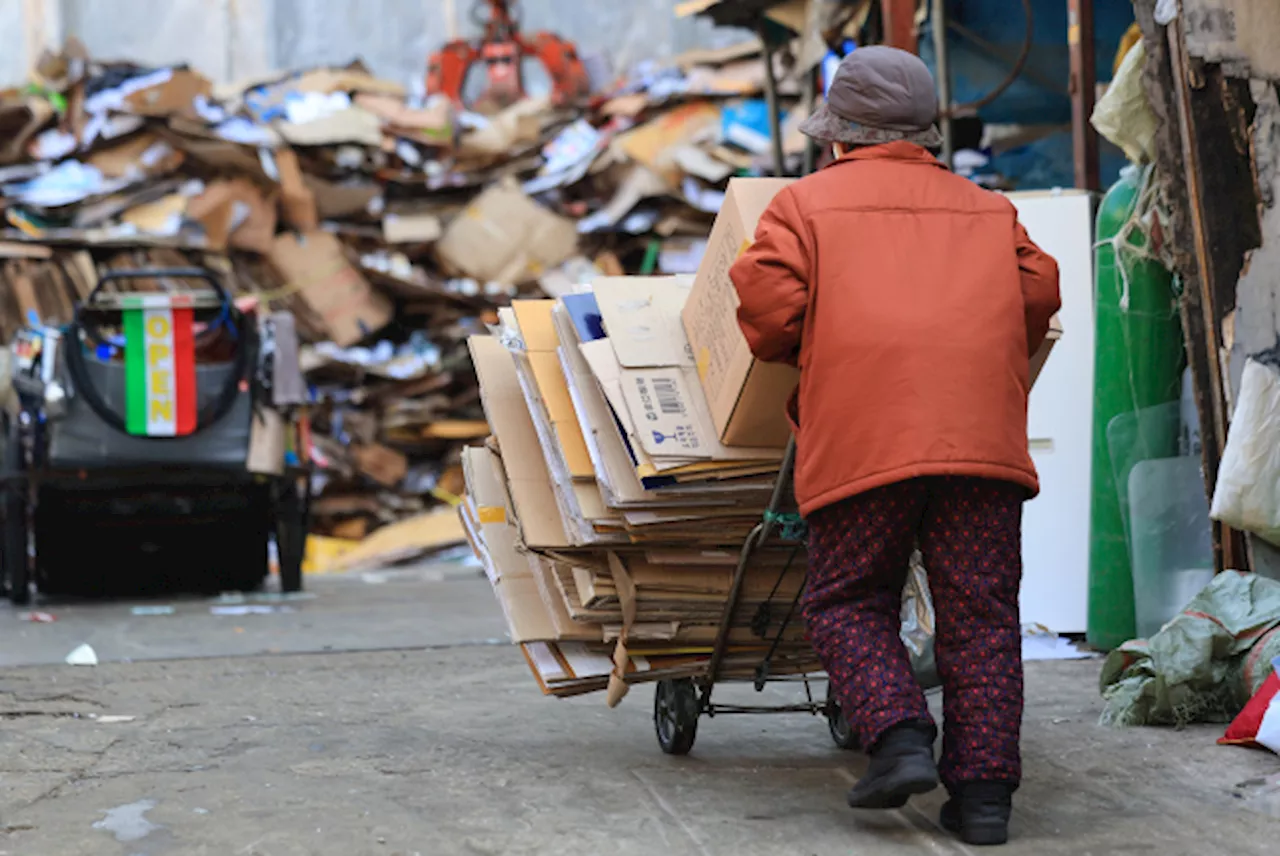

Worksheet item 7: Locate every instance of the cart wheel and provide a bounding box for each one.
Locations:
[654,679,700,756]
[276,480,305,594]
[826,684,860,751]
[2,415,30,606]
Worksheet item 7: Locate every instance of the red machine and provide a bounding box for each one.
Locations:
[427,0,592,111]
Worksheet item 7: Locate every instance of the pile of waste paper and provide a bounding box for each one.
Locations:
[0,36,805,549]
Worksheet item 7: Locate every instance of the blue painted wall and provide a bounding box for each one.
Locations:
[918,0,1136,189]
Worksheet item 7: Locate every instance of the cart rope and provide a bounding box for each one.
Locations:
[763,510,808,542]
[1091,164,1170,313]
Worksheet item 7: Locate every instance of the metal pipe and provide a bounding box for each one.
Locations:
[706,438,796,689]
[931,0,954,169]
[759,21,787,178]
[947,19,1067,97]
[802,66,819,176]
[1067,0,1100,190]
[881,0,919,53]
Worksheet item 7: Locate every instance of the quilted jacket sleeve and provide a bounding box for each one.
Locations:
[1015,221,1062,354]
[729,189,811,367]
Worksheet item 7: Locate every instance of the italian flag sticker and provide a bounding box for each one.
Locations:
[124,307,197,437]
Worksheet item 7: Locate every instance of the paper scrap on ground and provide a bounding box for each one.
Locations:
[131,605,176,616]
[65,644,99,666]
[210,605,296,616]
[92,799,161,844]
[1022,634,1094,661]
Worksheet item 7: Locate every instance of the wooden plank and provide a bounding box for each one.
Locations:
[9,264,42,327]
[1167,20,1251,572]
[0,241,53,260]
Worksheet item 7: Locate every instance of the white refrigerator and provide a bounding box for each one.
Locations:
[1006,190,1097,634]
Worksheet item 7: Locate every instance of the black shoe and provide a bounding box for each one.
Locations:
[940,782,1015,846]
[846,722,939,809]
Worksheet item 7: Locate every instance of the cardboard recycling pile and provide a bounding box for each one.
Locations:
[0,37,807,556]
[462,177,822,702]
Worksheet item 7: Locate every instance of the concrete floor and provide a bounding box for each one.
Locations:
[1,571,1278,856]
[0,561,507,668]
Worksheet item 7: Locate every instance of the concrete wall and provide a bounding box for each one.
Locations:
[2,0,740,88]
[1,0,36,87]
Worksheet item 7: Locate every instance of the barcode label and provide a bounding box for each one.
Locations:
[654,377,684,415]
[623,370,706,456]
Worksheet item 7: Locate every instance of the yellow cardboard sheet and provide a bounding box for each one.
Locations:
[513,300,595,480]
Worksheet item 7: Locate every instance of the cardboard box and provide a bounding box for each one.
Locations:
[512,300,594,480]
[0,98,56,165]
[124,69,213,117]
[468,336,571,549]
[245,408,286,476]
[1030,315,1063,388]
[460,445,562,643]
[617,102,723,187]
[591,276,780,466]
[436,179,578,284]
[684,182,1061,449]
[275,148,319,232]
[682,178,798,448]
[267,231,393,347]
[187,178,278,254]
[351,443,409,488]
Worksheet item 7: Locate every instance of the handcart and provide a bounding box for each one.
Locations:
[651,439,862,755]
[2,267,310,604]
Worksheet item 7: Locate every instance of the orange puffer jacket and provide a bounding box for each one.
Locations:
[730,142,1061,517]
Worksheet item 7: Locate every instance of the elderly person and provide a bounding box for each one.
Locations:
[729,46,1060,847]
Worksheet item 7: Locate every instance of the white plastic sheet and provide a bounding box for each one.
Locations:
[901,549,938,686]
[1212,359,1280,545]
[900,549,934,658]
[1155,0,1180,25]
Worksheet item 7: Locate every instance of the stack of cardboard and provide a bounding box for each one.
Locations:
[461,177,824,703]
[0,38,810,560]
[462,169,1066,701]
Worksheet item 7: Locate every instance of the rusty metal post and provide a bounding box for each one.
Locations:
[931,0,953,169]
[1067,0,1100,190]
[881,0,919,53]
[802,67,819,176]
[759,20,787,177]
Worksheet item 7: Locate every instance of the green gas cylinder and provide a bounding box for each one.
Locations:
[1087,165,1185,650]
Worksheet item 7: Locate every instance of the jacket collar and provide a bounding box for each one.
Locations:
[824,141,947,170]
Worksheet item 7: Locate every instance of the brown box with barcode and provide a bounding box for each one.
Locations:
[682,178,798,448]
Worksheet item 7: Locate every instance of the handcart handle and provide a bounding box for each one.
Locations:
[64,266,254,439]
[82,268,232,313]
[705,436,799,688]
[75,267,235,352]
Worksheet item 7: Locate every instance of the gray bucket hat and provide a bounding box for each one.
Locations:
[800,46,943,149]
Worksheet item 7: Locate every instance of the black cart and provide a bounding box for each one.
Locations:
[650,440,861,755]
[1,268,309,604]
[650,439,940,756]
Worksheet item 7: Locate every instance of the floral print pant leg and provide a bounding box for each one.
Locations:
[804,478,1024,788]
[805,482,932,751]
[920,478,1024,789]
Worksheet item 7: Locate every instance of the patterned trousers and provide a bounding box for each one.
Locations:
[804,477,1025,788]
